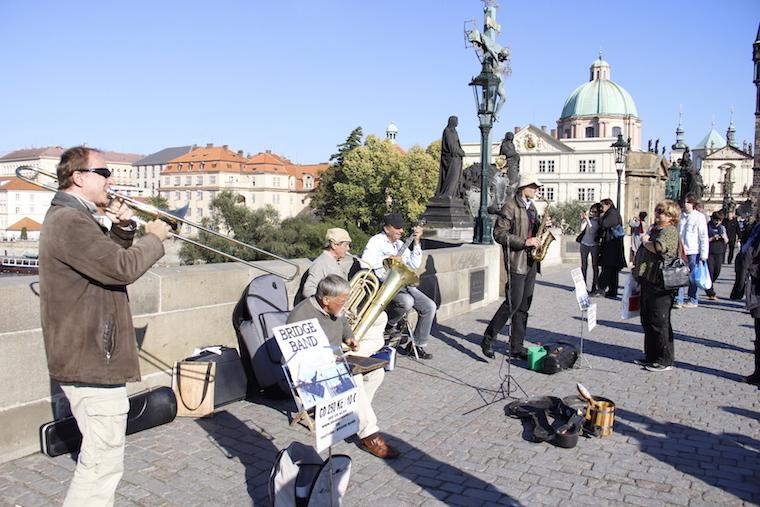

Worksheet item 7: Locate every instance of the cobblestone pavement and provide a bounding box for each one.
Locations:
[1,263,758,506]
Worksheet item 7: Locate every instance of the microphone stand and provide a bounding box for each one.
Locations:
[489,214,528,402]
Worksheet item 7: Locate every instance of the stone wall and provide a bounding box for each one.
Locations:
[0,243,501,463]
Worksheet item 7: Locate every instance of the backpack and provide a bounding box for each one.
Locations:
[269,442,352,506]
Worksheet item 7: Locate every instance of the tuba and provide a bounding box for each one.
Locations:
[348,219,425,341]
[528,210,558,262]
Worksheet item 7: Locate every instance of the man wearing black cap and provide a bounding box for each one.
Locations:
[362,213,436,359]
[481,175,543,360]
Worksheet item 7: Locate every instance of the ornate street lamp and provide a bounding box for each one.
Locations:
[610,134,630,209]
[470,69,500,244]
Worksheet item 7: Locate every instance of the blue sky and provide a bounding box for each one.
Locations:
[1,0,758,163]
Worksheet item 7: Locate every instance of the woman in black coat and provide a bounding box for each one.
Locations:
[597,198,627,298]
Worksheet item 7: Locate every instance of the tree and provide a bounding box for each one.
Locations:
[546,200,589,234]
[179,191,371,265]
[20,227,28,240]
[312,127,364,220]
[312,130,438,232]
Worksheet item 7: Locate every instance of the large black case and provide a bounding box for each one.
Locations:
[185,346,247,407]
[232,274,291,396]
[541,343,578,374]
[40,386,177,458]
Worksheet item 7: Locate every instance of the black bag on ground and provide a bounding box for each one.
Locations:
[232,274,291,397]
[506,396,585,448]
[40,386,177,458]
[185,346,247,407]
[541,342,578,374]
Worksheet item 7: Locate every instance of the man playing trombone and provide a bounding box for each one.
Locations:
[362,213,436,360]
[38,146,171,506]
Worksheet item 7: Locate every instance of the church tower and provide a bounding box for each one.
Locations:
[752,23,760,209]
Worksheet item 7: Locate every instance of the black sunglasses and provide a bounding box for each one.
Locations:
[654,207,665,213]
[76,167,112,178]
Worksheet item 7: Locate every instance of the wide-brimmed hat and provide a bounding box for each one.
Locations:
[383,213,405,229]
[325,228,352,244]
[517,175,543,189]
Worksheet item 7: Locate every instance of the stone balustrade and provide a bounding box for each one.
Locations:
[0,243,502,462]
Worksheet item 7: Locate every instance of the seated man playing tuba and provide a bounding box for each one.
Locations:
[362,213,436,360]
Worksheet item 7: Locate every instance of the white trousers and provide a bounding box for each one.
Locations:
[353,368,383,439]
[60,385,129,507]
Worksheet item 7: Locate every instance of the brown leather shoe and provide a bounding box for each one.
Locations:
[360,433,400,459]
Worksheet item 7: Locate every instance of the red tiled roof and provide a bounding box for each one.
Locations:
[7,217,43,231]
[0,177,54,192]
[249,151,290,165]
[0,147,65,160]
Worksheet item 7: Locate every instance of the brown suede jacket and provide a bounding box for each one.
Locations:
[39,192,164,385]
[493,195,539,275]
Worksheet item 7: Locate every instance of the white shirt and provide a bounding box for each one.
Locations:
[678,210,709,259]
[361,231,422,281]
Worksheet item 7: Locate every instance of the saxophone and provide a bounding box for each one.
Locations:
[528,210,557,262]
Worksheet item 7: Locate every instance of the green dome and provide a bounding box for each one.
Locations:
[560,58,638,119]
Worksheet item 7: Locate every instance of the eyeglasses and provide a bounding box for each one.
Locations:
[76,167,112,179]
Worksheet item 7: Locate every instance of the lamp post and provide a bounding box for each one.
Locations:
[470,69,499,244]
[610,134,630,210]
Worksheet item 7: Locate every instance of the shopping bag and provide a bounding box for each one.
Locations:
[620,273,641,320]
[173,361,216,417]
[691,260,712,291]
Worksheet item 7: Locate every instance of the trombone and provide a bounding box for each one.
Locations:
[15,166,301,281]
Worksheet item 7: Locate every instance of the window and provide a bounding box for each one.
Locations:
[251,176,256,187]
[196,191,203,200]
[304,175,313,189]
[538,160,555,173]
[187,208,192,217]
[15,207,21,213]
[537,187,554,201]
[612,126,622,137]
[272,194,280,204]
[209,175,216,184]
[579,160,586,172]
[209,191,216,199]
[273,176,281,188]
[174,191,180,200]
[564,129,571,138]
[578,160,595,173]
[185,191,191,200]
[250,194,255,203]
[585,127,595,138]
[184,176,191,186]
[163,177,170,186]
[577,188,595,201]
[174,176,180,186]
[196,208,203,218]
[196,175,203,185]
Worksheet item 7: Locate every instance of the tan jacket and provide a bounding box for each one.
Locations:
[493,195,538,275]
[39,192,164,385]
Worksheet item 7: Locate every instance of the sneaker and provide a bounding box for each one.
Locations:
[645,363,673,372]
[682,302,698,308]
[706,295,717,301]
[672,303,683,309]
[633,358,651,366]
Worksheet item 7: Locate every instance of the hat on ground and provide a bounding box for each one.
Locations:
[517,175,543,189]
[383,213,405,229]
[325,228,352,244]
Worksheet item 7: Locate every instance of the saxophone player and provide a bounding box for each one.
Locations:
[481,175,543,360]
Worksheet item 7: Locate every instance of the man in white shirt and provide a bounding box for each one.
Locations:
[362,213,436,359]
[675,193,709,308]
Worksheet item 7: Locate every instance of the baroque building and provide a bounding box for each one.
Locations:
[462,56,664,220]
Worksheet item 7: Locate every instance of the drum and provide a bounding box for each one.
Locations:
[584,396,615,437]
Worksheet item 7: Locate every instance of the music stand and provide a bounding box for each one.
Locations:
[574,307,593,369]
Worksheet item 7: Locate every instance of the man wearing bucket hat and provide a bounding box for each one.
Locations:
[481,174,544,360]
[362,213,437,360]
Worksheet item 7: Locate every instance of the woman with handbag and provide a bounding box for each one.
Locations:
[737,216,760,385]
[598,198,627,298]
[633,200,681,372]
[577,203,603,293]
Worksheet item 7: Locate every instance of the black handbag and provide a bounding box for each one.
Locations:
[661,240,690,290]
